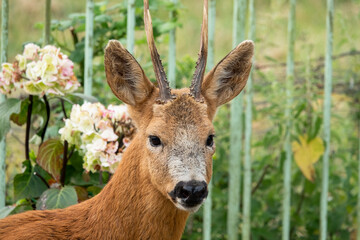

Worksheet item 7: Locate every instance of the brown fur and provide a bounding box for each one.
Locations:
[0,39,253,239]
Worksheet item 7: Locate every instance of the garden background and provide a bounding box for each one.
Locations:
[0,0,359,239]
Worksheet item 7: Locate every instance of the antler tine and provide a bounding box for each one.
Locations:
[144,0,174,104]
[190,0,208,102]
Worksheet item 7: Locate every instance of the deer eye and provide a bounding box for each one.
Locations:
[206,135,214,147]
[149,135,162,147]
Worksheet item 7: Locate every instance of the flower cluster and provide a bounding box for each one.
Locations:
[59,102,134,173]
[0,43,79,95]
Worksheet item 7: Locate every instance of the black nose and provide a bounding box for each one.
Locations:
[169,181,208,207]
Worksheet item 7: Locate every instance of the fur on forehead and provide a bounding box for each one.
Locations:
[127,88,216,129]
[153,93,208,125]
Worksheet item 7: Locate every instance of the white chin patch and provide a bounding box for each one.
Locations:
[174,199,204,213]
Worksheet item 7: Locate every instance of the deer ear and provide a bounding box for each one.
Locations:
[104,40,154,106]
[201,40,254,107]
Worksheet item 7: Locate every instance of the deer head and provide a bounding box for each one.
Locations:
[104,0,254,212]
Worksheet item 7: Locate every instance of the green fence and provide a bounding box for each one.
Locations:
[1,0,359,239]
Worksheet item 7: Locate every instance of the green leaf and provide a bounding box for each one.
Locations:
[0,206,15,219]
[37,139,64,181]
[14,167,48,200]
[0,98,22,140]
[11,202,33,215]
[10,99,30,126]
[69,93,99,103]
[36,186,78,210]
[87,186,103,196]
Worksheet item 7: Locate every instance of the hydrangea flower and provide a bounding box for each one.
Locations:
[0,43,79,95]
[59,102,134,173]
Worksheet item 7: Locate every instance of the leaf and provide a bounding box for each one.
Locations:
[74,186,88,202]
[37,139,64,181]
[0,98,22,140]
[292,135,325,182]
[36,186,78,210]
[0,206,15,219]
[87,186,102,196]
[11,202,33,215]
[14,168,48,200]
[10,99,30,126]
[69,93,98,103]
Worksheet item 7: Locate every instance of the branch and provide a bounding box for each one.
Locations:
[70,26,79,46]
[40,95,51,144]
[60,140,69,186]
[25,95,33,161]
[60,98,69,186]
[60,98,68,119]
[251,164,271,194]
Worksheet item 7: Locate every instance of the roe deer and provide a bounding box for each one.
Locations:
[0,0,253,239]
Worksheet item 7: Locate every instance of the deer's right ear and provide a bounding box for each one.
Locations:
[104,40,154,106]
[201,40,254,107]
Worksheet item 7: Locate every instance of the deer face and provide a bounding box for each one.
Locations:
[104,0,253,212]
[145,93,214,212]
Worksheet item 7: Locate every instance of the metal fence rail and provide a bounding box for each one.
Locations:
[203,0,216,239]
[84,0,94,97]
[282,0,296,239]
[320,0,334,239]
[242,0,255,238]
[228,1,247,239]
[0,0,9,210]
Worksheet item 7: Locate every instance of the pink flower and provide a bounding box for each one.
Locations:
[106,141,119,154]
[60,59,74,77]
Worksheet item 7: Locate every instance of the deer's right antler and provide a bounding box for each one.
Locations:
[144,0,175,104]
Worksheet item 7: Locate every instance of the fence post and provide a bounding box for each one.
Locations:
[168,0,177,88]
[203,0,216,239]
[227,0,246,239]
[320,0,333,239]
[127,0,135,54]
[242,0,255,238]
[84,0,94,96]
[0,0,9,209]
[282,0,296,239]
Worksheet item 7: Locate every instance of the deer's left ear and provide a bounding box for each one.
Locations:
[201,40,254,107]
[104,40,154,106]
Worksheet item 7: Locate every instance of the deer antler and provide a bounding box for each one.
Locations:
[189,0,208,102]
[144,0,174,104]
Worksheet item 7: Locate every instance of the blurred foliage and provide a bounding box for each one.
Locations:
[1,0,360,239]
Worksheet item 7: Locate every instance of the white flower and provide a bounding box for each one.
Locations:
[40,45,59,56]
[40,53,59,81]
[23,43,40,59]
[60,102,133,173]
[108,104,129,121]
[25,61,41,81]
[100,128,118,142]
[15,55,27,71]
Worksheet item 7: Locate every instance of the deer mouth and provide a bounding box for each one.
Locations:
[168,180,208,212]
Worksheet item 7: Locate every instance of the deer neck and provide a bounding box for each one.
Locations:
[88,135,189,239]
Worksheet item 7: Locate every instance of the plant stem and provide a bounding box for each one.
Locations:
[34,172,50,188]
[25,95,33,161]
[60,98,68,119]
[251,164,271,195]
[59,97,70,186]
[41,95,51,144]
[60,140,69,186]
